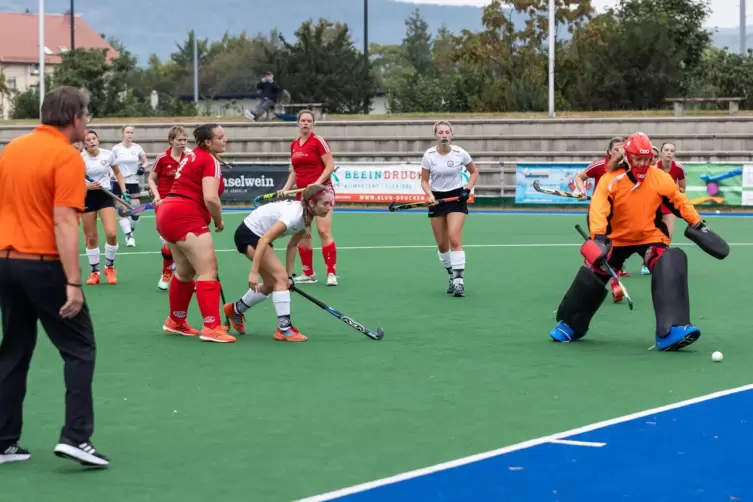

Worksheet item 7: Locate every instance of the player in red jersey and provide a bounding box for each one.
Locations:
[148,126,189,290]
[155,123,234,343]
[656,142,686,237]
[280,109,338,286]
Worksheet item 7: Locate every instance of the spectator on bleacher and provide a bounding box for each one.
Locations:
[244,72,281,121]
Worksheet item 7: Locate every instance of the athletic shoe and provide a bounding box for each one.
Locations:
[0,444,31,464]
[452,280,465,297]
[326,273,338,286]
[162,317,199,337]
[86,272,100,285]
[549,320,583,342]
[657,325,701,351]
[158,271,171,291]
[274,326,307,342]
[223,303,246,335]
[199,326,236,343]
[611,279,623,303]
[104,266,117,285]
[294,274,317,284]
[54,439,109,468]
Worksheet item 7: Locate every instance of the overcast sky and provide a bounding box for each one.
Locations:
[399,0,737,29]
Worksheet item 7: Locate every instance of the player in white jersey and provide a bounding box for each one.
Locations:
[420,120,478,297]
[82,130,129,286]
[224,184,333,342]
[112,126,148,247]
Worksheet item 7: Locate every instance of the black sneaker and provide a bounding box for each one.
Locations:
[54,439,109,468]
[0,444,31,464]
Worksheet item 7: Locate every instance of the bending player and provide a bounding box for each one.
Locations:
[224,185,333,342]
[148,125,189,290]
[156,124,233,343]
[549,132,728,351]
[420,120,478,297]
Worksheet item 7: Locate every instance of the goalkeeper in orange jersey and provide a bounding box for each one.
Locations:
[549,132,729,351]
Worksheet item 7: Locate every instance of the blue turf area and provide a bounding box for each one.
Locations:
[300,385,753,502]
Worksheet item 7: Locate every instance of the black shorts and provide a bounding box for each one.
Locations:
[111,183,142,197]
[607,243,668,270]
[83,190,115,213]
[234,222,272,254]
[428,188,468,218]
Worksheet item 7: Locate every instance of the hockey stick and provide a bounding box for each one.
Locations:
[533,180,590,200]
[217,272,231,330]
[575,224,634,310]
[388,196,460,212]
[117,202,154,218]
[253,188,306,208]
[290,284,384,340]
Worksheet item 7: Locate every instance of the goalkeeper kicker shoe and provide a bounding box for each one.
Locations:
[549,320,584,342]
[656,325,701,351]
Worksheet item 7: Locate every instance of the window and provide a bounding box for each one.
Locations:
[6,77,16,89]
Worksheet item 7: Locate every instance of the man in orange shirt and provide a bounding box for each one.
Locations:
[0,86,109,468]
[549,132,729,352]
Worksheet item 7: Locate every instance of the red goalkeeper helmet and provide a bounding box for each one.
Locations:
[622,132,655,180]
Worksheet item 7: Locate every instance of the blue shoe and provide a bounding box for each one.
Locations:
[656,325,701,351]
[641,265,651,275]
[550,321,582,342]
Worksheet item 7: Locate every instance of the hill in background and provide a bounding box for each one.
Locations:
[0,0,746,64]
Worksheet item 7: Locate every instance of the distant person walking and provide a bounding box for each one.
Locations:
[0,86,110,468]
[245,72,281,121]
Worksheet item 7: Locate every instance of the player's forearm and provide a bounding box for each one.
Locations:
[575,176,586,193]
[204,197,223,225]
[115,171,127,193]
[314,164,334,185]
[54,208,82,285]
[466,170,478,190]
[281,170,296,191]
[421,180,432,197]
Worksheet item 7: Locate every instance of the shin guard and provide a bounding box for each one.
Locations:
[651,248,691,338]
[555,266,608,338]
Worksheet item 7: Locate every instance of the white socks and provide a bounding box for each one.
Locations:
[271,290,292,331]
[450,250,465,281]
[86,247,100,273]
[235,289,269,314]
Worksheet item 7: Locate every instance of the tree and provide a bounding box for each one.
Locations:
[402,9,434,76]
[270,19,378,114]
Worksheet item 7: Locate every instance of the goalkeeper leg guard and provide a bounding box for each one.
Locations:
[550,266,608,342]
[650,247,701,351]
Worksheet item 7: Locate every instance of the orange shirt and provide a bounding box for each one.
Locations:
[589,166,701,246]
[0,125,86,256]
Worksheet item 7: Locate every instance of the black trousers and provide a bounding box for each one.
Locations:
[0,254,96,446]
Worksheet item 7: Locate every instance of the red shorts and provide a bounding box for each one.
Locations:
[156,198,212,243]
[296,181,335,206]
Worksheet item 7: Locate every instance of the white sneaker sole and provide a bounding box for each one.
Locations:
[0,453,31,464]
[54,444,109,467]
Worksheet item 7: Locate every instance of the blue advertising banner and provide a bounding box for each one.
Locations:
[515,163,591,204]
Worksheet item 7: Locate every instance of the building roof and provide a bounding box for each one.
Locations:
[0,12,118,64]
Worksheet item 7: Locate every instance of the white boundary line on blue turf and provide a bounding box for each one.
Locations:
[294,384,753,502]
[81,241,753,258]
[548,439,606,447]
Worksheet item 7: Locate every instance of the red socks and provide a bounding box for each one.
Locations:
[196,280,221,329]
[161,244,174,274]
[322,242,337,275]
[298,245,314,276]
[169,276,195,324]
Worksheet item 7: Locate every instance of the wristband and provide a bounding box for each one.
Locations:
[67,282,82,288]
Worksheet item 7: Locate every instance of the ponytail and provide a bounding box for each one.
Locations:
[300,184,328,236]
